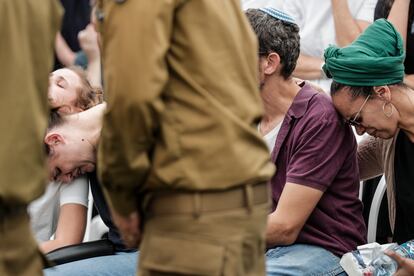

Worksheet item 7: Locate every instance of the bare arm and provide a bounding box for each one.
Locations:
[55,33,76,67]
[266,183,323,247]
[78,24,102,87]
[331,0,371,47]
[39,203,87,253]
[404,74,414,89]
[293,54,324,81]
[387,0,410,50]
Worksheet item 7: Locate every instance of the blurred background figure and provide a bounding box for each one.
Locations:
[0,1,62,275]
[54,0,91,70]
[54,0,101,87]
[283,0,378,93]
[242,0,285,9]
[375,0,414,89]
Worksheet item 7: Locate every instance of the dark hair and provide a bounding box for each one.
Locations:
[48,110,65,130]
[330,81,374,100]
[69,66,103,110]
[330,80,407,100]
[245,9,300,79]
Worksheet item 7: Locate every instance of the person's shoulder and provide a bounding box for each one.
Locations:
[60,176,89,203]
[302,85,340,123]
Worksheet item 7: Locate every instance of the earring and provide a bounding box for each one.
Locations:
[382,102,393,118]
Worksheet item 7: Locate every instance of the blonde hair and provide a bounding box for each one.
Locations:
[69,66,103,110]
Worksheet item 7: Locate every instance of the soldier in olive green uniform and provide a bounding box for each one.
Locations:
[97,0,274,275]
[0,1,61,275]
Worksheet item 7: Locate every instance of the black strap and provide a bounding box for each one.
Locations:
[46,239,115,266]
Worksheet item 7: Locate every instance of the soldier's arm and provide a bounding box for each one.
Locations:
[98,0,174,216]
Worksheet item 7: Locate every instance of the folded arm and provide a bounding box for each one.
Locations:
[40,203,87,253]
[266,183,323,247]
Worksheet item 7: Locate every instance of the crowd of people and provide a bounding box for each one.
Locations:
[1,0,414,275]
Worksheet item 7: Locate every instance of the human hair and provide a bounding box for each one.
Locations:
[48,110,65,130]
[245,9,300,79]
[330,80,407,100]
[45,111,66,156]
[68,66,103,110]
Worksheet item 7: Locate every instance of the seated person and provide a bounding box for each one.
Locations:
[324,19,414,244]
[246,8,366,275]
[43,103,138,276]
[29,67,103,253]
[29,176,88,253]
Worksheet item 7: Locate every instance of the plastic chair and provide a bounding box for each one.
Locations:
[367,175,387,243]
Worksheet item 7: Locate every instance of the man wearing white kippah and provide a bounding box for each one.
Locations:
[246,8,366,275]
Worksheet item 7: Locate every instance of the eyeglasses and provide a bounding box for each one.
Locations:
[346,94,370,127]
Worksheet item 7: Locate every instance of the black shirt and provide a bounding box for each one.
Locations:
[88,172,134,252]
[393,131,414,243]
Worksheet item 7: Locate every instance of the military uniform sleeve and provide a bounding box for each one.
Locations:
[98,0,175,216]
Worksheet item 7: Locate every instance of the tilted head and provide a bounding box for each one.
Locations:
[48,67,103,114]
[324,19,406,139]
[44,103,105,183]
[330,81,407,138]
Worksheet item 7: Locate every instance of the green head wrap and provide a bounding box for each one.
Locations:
[323,19,405,86]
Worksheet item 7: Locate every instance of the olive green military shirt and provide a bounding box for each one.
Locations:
[0,0,62,206]
[98,0,274,216]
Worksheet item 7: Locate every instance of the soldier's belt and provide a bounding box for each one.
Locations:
[147,182,269,216]
[0,198,27,220]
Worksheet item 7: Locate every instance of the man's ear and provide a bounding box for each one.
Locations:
[263,52,281,75]
[373,85,392,102]
[44,133,64,146]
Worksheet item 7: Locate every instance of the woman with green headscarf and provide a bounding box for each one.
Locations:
[324,18,414,267]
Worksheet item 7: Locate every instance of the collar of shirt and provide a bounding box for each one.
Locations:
[270,82,319,162]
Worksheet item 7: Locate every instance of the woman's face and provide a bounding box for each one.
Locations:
[332,87,399,139]
[48,68,83,114]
